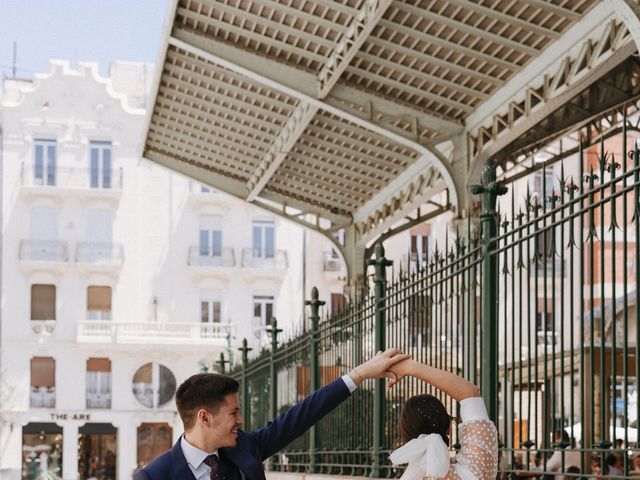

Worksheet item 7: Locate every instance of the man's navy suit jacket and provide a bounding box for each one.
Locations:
[134,377,351,480]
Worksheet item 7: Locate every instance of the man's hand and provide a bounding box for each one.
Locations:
[348,348,411,385]
[385,358,416,389]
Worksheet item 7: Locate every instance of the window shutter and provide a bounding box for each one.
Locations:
[31,357,55,387]
[31,285,56,320]
[87,286,112,311]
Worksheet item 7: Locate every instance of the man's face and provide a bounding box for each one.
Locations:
[206,393,244,448]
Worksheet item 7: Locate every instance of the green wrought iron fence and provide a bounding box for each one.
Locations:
[231,127,640,479]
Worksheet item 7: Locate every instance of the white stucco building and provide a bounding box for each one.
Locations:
[0,60,347,480]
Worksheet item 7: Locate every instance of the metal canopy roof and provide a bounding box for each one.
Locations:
[144,0,639,279]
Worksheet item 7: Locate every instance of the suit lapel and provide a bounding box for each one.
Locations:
[170,438,198,480]
[220,447,265,480]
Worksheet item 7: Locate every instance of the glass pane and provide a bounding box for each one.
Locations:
[252,226,262,256]
[22,426,63,480]
[158,365,176,406]
[199,230,209,256]
[46,145,56,186]
[102,147,111,189]
[201,301,209,323]
[34,144,44,184]
[213,302,221,323]
[211,231,222,257]
[265,303,273,325]
[254,302,261,318]
[90,148,99,188]
[265,226,274,258]
[132,363,153,408]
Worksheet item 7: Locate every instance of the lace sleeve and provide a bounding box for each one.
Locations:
[452,420,499,480]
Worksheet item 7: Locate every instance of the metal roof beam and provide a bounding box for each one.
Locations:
[467,2,617,131]
[377,19,517,72]
[317,0,394,98]
[525,0,581,21]
[613,0,640,52]
[166,30,461,211]
[394,3,540,56]
[444,0,561,40]
[246,102,319,201]
[366,35,505,87]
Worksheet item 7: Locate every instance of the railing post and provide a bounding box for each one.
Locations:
[238,338,252,430]
[216,352,228,375]
[368,243,391,478]
[268,318,282,470]
[470,164,507,423]
[305,287,324,474]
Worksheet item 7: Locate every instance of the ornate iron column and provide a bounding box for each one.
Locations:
[470,164,507,422]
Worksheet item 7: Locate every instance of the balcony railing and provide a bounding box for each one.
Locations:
[77,321,234,344]
[21,164,123,191]
[188,247,235,267]
[86,391,111,409]
[75,242,124,264]
[241,248,288,270]
[19,240,68,262]
[31,320,56,336]
[30,386,55,408]
[323,252,342,272]
[536,330,560,354]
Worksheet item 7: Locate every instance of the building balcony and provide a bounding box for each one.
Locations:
[30,386,55,408]
[31,320,56,338]
[76,321,234,345]
[241,249,288,280]
[86,391,111,409]
[20,164,123,203]
[187,247,235,279]
[75,242,124,276]
[187,181,232,209]
[323,252,342,272]
[19,240,69,274]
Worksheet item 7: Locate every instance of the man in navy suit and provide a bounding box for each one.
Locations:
[134,349,408,480]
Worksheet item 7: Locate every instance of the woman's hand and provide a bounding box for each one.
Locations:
[386,358,415,388]
[348,348,411,385]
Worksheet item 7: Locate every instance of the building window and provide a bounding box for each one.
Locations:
[31,357,55,408]
[252,220,275,258]
[199,216,222,258]
[34,139,56,186]
[254,295,274,326]
[201,299,221,323]
[87,286,112,320]
[86,358,111,409]
[89,141,112,189]
[132,362,176,408]
[331,293,346,314]
[31,285,56,321]
[536,299,557,352]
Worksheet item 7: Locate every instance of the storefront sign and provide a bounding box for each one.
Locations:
[50,413,91,421]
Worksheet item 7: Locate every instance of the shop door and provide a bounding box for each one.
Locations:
[78,423,117,480]
[136,423,172,468]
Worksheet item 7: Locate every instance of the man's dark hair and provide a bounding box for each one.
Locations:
[176,374,239,430]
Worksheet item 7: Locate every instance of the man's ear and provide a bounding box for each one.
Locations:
[196,408,210,426]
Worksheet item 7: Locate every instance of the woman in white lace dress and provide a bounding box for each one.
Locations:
[387,360,498,480]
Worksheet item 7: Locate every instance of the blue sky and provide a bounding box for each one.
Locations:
[0,0,170,79]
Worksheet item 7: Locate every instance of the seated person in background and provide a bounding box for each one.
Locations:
[546,431,581,480]
[605,453,623,476]
[563,465,580,480]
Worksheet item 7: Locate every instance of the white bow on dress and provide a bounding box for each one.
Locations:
[389,433,450,479]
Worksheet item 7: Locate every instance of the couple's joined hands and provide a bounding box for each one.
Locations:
[347,348,412,387]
